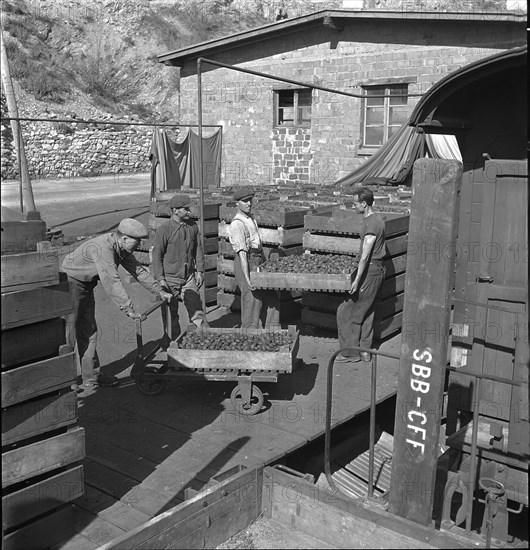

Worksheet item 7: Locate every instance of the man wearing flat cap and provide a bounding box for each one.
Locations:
[228,187,280,329]
[151,194,209,340]
[62,218,173,389]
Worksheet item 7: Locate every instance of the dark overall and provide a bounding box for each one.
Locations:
[234,249,280,329]
[336,260,386,359]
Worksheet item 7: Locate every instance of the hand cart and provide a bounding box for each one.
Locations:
[130,300,299,415]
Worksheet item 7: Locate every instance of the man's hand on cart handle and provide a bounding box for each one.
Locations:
[195,272,204,288]
[159,290,173,303]
[159,279,170,291]
[128,310,147,322]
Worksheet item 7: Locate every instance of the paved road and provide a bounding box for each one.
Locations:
[1,173,152,239]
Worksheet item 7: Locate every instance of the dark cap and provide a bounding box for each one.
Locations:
[233,187,255,202]
[169,194,193,210]
[117,218,148,239]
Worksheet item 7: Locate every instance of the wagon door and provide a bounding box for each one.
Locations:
[450,159,528,458]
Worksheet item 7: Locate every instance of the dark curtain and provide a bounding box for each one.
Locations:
[150,129,222,196]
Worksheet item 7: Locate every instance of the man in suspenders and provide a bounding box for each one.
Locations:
[228,187,280,329]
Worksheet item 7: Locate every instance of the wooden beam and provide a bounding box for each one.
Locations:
[388,159,462,525]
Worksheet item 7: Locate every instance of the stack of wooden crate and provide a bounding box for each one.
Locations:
[145,192,222,306]
[300,207,410,340]
[216,200,309,315]
[1,212,85,549]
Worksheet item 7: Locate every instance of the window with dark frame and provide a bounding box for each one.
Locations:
[362,84,409,147]
[275,89,312,127]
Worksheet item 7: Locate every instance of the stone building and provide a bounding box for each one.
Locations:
[158,9,525,187]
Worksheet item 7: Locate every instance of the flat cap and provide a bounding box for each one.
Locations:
[117,218,148,239]
[233,187,255,202]
[169,194,193,209]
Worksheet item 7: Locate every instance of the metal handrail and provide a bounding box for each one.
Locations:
[325,345,399,502]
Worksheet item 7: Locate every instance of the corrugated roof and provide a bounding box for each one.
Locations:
[158,9,525,67]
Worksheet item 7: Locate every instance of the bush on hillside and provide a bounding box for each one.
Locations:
[70,29,143,104]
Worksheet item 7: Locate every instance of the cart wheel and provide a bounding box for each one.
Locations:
[136,368,166,396]
[231,384,264,415]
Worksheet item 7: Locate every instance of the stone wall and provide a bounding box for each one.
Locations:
[178,16,525,186]
[1,117,155,180]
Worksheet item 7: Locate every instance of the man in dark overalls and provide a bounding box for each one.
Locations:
[228,187,280,329]
[151,194,209,340]
[336,187,386,362]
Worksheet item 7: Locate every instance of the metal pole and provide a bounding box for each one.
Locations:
[197,58,206,311]
[466,378,481,532]
[368,353,377,499]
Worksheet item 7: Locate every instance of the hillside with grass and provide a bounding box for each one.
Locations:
[1,0,518,123]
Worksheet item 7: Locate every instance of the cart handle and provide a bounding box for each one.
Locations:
[135,300,172,362]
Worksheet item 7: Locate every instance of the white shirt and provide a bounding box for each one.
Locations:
[228,212,261,254]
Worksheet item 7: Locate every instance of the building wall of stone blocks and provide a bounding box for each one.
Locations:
[177,18,525,186]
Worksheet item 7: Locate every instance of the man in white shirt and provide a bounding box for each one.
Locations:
[228,187,280,329]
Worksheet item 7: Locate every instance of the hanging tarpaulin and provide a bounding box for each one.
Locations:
[336,124,422,187]
[149,128,222,195]
[335,122,463,187]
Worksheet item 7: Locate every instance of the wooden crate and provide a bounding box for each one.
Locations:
[2,390,78,447]
[218,239,304,260]
[218,221,305,247]
[1,278,72,330]
[1,347,76,408]
[1,249,59,293]
[304,232,408,257]
[1,318,66,368]
[168,326,299,373]
[2,427,85,488]
[150,216,219,236]
[1,219,46,253]
[150,201,221,220]
[219,204,314,227]
[250,268,355,292]
[304,210,409,236]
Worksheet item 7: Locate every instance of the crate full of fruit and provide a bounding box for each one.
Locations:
[250,253,358,292]
[167,326,299,373]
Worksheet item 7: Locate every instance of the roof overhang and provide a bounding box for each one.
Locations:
[409,45,527,126]
[158,9,525,68]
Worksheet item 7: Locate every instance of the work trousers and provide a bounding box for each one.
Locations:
[166,273,209,340]
[336,263,385,359]
[234,251,280,329]
[67,277,100,383]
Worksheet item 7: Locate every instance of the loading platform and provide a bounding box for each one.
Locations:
[52,284,401,549]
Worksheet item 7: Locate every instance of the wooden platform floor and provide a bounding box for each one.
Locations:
[52,281,401,549]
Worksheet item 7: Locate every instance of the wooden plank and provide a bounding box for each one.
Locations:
[4,504,75,550]
[204,253,217,271]
[1,220,46,253]
[2,390,77,446]
[149,216,219,236]
[217,256,234,274]
[168,328,299,373]
[204,236,218,254]
[218,273,238,293]
[1,317,66,368]
[303,232,361,255]
[1,249,59,293]
[1,280,72,330]
[251,269,354,292]
[2,465,83,530]
[2,427,85,488]
[204,286,218,304]
[1,351,76,407]
[150,201,221,220]
[96,466,262,550]
[218,222,305,247]
[264,466,467,549]
[217,291,240,310]
[388,159,462,525]
[204,270,217,288]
